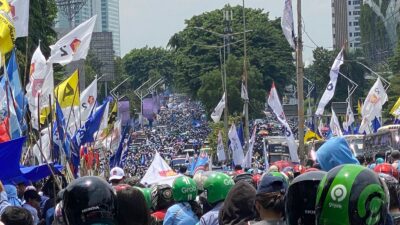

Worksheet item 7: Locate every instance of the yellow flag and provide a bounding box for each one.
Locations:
[390,97,400,116]
[357,99,362,116]
[55,70,80,108]
[304,129,322,143]
[108,102,117,125]
[0,11,15,55]
[0,0,11,13]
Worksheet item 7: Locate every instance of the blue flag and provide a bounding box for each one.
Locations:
[0,137,26,183]
[109,125,130,168]
[189,152,209,175]
[54,99,71,160]
[119,131,132,167]
[372,117,381,133]
[71,100,108,167]
[7,50,26,131]
[237,122,245,147]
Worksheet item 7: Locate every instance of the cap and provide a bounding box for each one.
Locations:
[257,175,287,195]
[24,190,41,201]
[109,167,125,182]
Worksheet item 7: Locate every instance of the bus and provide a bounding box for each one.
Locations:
[263,136,291,163]
[363,128,400,157]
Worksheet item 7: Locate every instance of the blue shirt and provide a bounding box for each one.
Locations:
[163,202,199,225]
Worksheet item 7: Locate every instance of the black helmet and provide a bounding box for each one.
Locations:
[150,184,174,211]
[63,176,117,225]
[285,171,326,225]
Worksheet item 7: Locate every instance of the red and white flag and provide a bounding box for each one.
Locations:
[268,82,299,162]
[141,152,182,186]
[9,0,29,38]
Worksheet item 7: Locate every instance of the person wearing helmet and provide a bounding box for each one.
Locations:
[378,173,400,223]
[135,187,153,210]
[266,172,289,187]
[199,172,234,225]
[316,164,388,225]
[374,163,399,179]
[250,176,287,225]
[151,184,174,224]
[163,176,202,225]
[63,176,117,225]
[285,171,326,225]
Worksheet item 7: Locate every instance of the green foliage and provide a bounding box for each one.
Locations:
[168,5,295,104]
[388,38,400,116]
[122,47,175,89]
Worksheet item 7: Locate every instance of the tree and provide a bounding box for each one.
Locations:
[168,5,295,101]
[122,47,175,89]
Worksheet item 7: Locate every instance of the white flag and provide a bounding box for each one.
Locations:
[216,130,226,161]
[140,152,182,186]
[48,15,97,65]
[243,126,256,168]
[359,78,388,133]
[281,0,296,49]
[241,82,249,100]
[32,128,51,164]
[268,82,299,162]
[9,0,29,37]
[343,101,355,132]
[228,124,245,166]
[211,92,225,123]
[330,108,343,137]
[26,44,54,130]
[98,101,109,131]
[263,140,269,170]
[80,78,97,123]
[315,48,344,115]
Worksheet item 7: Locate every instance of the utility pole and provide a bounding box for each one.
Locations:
[222,9,230,151]
[296,0,305,162]
[242,0,250,153]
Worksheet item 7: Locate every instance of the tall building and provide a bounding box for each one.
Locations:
[55,0,120,56]
[331,0,362,50]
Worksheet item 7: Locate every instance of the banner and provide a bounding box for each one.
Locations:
[268,82,299,162]
[80,78,97,123]
[118,101,130,125]
[359,78,387,133]
[330,108,343,137]
[48,15,97,65]
[281,0,296,49]
[142,98,155,120]
[315,48,344,115]
[141,152,182,186]
[228,123,245,166]
[216,130,226,161]
[211,93,225,123]
[9,0,29,37]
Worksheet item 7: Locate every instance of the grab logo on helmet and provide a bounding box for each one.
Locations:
[181,186,196,194]
[224,179,234,186]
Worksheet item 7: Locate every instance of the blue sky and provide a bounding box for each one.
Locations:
[119,0,332,64]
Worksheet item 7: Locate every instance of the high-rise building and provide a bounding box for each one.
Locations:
[331,0,362,50]
[55,0,120,56]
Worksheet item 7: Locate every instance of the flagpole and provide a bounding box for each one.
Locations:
[296,0,305,162]
[242,0,250,157]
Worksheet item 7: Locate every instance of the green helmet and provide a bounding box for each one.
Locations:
[203,172,235,204]
[267,172,289,186]
[172,176,197,202]
[135,187,152,209]
[316,164,388,225]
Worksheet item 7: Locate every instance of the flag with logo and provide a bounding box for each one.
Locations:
[0,0,15,55]
[48,15,97,65]
[359,78,387,134]
[8,0,29,37]
[211,92,225,123]
[281,0,296,49]
[243,126,256,168]
[315,48,344,115]
[304,129,322,143]
[330,108,343,137]
[228,123,245,166]
[343,101,355,133]
[268,82,299,162]
[80,78,97,123]
[25,44,54,129]
[216,130,226,161]
[109,125,130,168]
[140,152,182,186]
[190,151,209,175]
[55,70,79,108]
